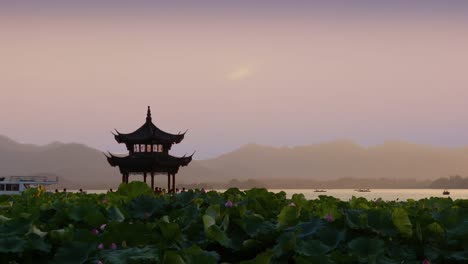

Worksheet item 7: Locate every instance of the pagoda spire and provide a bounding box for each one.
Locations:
[146,106,152,122]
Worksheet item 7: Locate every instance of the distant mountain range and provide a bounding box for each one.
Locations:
[1,135,468,189]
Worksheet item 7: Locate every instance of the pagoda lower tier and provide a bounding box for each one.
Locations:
[105,152,192,191]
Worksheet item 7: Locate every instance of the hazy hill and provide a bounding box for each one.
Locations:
[0,135,119,189]
[1,135,468,189]
[195,141,468,181]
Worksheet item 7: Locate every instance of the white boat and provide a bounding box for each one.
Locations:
[0,176,59,195]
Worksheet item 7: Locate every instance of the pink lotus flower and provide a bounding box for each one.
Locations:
[325,213,333,222]
[97,261,103,264]
[289,202,296,207]
[100,224,107,231]
[91,229,99,235]
[225,200,233,208]
[101,199,108,205]
[97,243,104,250]
[423,258,431,264]
[110,242,117,250]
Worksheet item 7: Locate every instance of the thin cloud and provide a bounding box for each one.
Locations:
[227,66,254,81]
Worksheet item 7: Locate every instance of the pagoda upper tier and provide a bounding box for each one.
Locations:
[113,106,186,147]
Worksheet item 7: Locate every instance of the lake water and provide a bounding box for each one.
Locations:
[81,189,468,201]
[268,189,468,201]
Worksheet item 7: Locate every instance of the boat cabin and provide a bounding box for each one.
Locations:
[0,176,59,195]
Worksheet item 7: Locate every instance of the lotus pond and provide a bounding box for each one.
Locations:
[0,183,467,264]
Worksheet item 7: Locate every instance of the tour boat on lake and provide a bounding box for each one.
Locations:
[0,176,59,195]
[355,189,371,192]
[443,190,450,195]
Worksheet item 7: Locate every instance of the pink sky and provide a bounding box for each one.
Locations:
[1,10,468,159]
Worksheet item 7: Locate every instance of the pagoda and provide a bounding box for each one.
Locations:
[105,106,193,192]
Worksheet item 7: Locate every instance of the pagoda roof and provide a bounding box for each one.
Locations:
[113,106,186,145]
[105,152,193,174]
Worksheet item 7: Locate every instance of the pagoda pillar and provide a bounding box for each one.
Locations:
[167,172,171,192]
[144,172,147,183]
[151,172,154,190]
[126,173,129,184]
[172,174,175,193]
[121,173,125,183]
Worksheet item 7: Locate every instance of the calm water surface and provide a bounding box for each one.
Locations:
[83,189,468,201]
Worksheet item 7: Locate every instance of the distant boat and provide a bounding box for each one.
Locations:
[0,176,59,195]
[443,190,450,195]
[314,189,327,193]
[355,189,371,192]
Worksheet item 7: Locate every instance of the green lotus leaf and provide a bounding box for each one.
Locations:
[245,188,283,218]
[349,196,371,209]
[68,205,106,226]
[0,236,27,253]
[168,204,200,229]
[423,246,443,262]
[291,218,324,239]
[386,243,417,262]
[392,208,412,237]
[241,239,261,249]
[295,255,334,264]
[272,232,296,259]
[50,227,74,243]
[203,214,216,230]
[98,246,160,264]
[163,251,186,264]
[27,225,47,238]
[278,205,299,228]
[374,255,401,264]
[0,215,11,223]
[180,245,219,264]
[127,196,163,220]
[0,217,31,236]
[74,228,100,243]
[222,214,230,231]
[367,209,397,236]
[450,250,468,261]
[159,222,182,242]
[108,206,125,222]
[205,204,220,221]
[433,207,468,229]
[240,249,273,264]
[316,226,345,250]
[205,224,234,248]
[52,241,96,264]
[348,237,385,258]
[344,209,367,229]
[446,220,468,238]
[26,233,52,253]
[291,193,308,208]
[174,190,197,204]
[116,182,153,199]
[426,222,444,236]
[238,213,275,237]
[296,238,332,256]
[101,222,155,245]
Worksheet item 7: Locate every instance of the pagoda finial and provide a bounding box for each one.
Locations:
[146,106,152,122]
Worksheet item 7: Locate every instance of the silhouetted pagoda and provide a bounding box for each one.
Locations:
[105,106,193,192]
